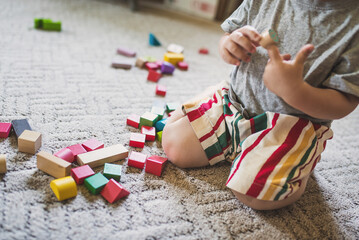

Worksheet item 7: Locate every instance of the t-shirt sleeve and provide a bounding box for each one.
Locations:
[220,0,251,33]
[322,40,359,98]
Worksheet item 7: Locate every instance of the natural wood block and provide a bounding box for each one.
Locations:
[0,154,7,173]
[54,148,75,163]
[103,163,122,181]
[11,119,32,138]
[0,123,12,138]
[145,155,168,177]
[82,138,104,152]
[84,173,109,195]
[50,176,77,201]
[101,179,130,203]
[259,29,279,49]
[135,57,147,68]
[37,151,71,178]
[77,144,128,168]
[71,165,95,185]
[128,151,147,169]
[18,130,42,154]
[129,133,146,148]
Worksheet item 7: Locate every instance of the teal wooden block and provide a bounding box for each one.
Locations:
[103,163,122,182]
[84,173,109,195]
[155,118,167,132]
[140,112,159,127]
[166,102,180,113]
[151,106,165,120]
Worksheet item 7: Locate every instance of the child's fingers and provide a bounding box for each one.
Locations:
[230,31,257,54]
[224,38,251,62]
[266,45,282,62]
[295,44,314,65]
[238,25,262,46]
[222,49,241,65]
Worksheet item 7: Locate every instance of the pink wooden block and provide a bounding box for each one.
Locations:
[145,155,168,176]
[117,47,136,57]
[129,133,146,148]
[0,123,12,138]
[101,179,130,203]
[128,151,147,169]
[199,48,209,54]
[82,138,104,152]
[127,114,140,128]
[54,148,75,163]
[156,84,167,97]
[177,61,188,70]
[67,144,87,160]
[71,165,95,184]
[145,62,159,71]
[141,126,156,141]
[147,70,161,83]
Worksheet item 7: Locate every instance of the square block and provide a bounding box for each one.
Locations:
[145,62,159,71]
[0,123,12,138]
[147,70,161,82]
[84,173,109,195]
[151,106,164,120]
[163,52,184,65]
[140,112,159,127]
[141,126,156,142]
[135,57,147,68]
[177,61,188,70]
[103,163,122,181]
[18,130,42,154]
[112,59,132,69]
[11,119,32,138]
[71,165,95,184]
[155,118,167,132]
[82,138,104,152]
[129,133,146,148]
[145,155,168,177]
[67,144,87,160]
[127,114,140,128]
[37,151,71,178]
[167,43,184,54]
[166,102,180,113]
[128,151,147,169]
[160,62,175,74]
[157,131,163,143]
[50,176,77,201]
[117,47,136,57]
[54,148,75,163]
[156,84,167,97]
[101,179,130,203]
[0,154,7,173]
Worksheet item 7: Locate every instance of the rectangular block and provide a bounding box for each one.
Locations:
[77,144,128,168]
[0,154,7,173]
[37,151,71,178]
[117,47,136,57]
[18,130,42,154]
[11,119,32,138]
[163,52,184,65]
[42,19,61,31]
[82,138,104,152]
[111,59,132,69]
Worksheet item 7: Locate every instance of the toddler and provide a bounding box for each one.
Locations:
[162,0,359,210]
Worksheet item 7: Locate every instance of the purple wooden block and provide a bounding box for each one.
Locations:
[117,47,136,57]
[160,62,175,74]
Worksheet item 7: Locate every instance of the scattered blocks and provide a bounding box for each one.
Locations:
[117,47,136,57]
[166,102,180,113]
[37,151,71,178]
[160,62,175,74]
[82,138,104,152]
[177,61,188,70]
[84,173,109,195]
[135,57,147,68]
[112,59,132,69]
[151,106,165,120]
[260,29,279,49]
[129,133,146,148]
[147,70,161,82]
[34,18,61,31]
[127,114,140,128]
[103,163,122,181]
[163,52,184,65]
[0,123,12,138]
[141,126,156,141]
[140,112,159,127]
[128,151,147,169]
[149,33,161,46]
[145,62,159,71]
[71,165,95,185]
[54,148,75,163]
[156,84,167,97]
[155,118,167,132]
[167,43,184,54]
[18,130,42,154]
[101,179,130,203]
[199,48,209,54]
[67,144,87,161]
[145,155,168,176]
[11,119,32,138]
[0,154,7,174]
[50,176,77,201]
[77,144,128,168]
[157,131,163,143]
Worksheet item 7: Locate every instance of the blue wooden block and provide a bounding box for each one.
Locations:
[155,118,167,132]
[149,33,161,46]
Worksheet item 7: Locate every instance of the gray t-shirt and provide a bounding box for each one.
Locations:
[221,0,359,126]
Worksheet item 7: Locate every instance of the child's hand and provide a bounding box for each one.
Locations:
[219,26,261,65]
[262,44,314,100]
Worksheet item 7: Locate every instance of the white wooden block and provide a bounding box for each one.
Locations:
[0,154,7,173]
[167,43,184,54]
[18,130,42,154]
[37,151,71,178]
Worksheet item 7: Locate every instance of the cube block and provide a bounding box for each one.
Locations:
[11,119,32,138]
[141,126,156,141]
[145,62,159,71]
[177,61,188,70]
[103,163,122,181]
[82,138,104,152]
[37,151,71,178]
[84,173,109,195]
[167,43,184,54]
[0,123,12,138]
[128,151,147,169]
[156,84,167,97]
[117,47,136,57]
[140,112,159,127]
[147,70,161,82]
[101,179,130,203]
[163,53,184,65]
[127,114,140,129]
[129,133,146,148]
[67,144,87,161]
[0,154,7,173]
[145,155,168,176]
[160,62,175,74]
[50,176,77,201]
[18,130,42,154]
[155,118,167,132]
[54,148,75,163]
[135,57,147,68]
[71,165,95,184]
[151,106,164,120]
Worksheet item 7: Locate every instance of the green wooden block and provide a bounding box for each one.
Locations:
[42,19,61,31]
[34,18,42,29]
[84,173,109,195]
[140,112,159,127]
[151,106,164,120]
[166,102,180,113]
[157,131,163,143]
[103,163,122,182]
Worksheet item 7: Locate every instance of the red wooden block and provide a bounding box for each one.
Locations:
[141,126,156,141]
[67,144,87,160]
[71,165,95,184]
[145,155,168,176]
[82,138,104,152]
[145,62,159,71]
[54,148,75,163]
[128,151,147,169]
[156,84,167,96]
[0,123,12,138]
[199,48,209,54]
[147,70,161,82]
[129,133,146,148]
[177,61,188,70]
[127,114,140,128]
[101,179,130,203]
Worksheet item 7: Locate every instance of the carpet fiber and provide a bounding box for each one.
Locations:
[0,0,358,239]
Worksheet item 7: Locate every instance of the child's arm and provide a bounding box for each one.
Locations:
[263,44,359,120]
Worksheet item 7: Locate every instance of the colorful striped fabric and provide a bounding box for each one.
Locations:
[182,82,333,201]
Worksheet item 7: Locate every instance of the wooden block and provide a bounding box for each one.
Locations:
[163,52,184,65]
[50,176,77,201]
[151,106,164,120]
[18,130,42,154]
[147,70,161,82]
[127,114,140,128]
[42,19,61,31]
[101,179,130,203]
[166,102,180,113]
[111,59,132,69]
[135,57,147,68]
[77,144,128,168]
[34,18,42,29]
[0,123,12,138]
[140,112,159,127]
[0,154,7,173]
[117,47,136,57]
[71,165,95,185]
[177,61,188,70]
[67,144,87,161]
[103,163,122,181]
[160,62,175,74]
[82,138,104,152]
[145,155,168,176]
[129,133,146,148]
[143,56,156,62]
[11,119,32,138]
[37,151,71,178]
[155,118,167,132]
[54,148,75,163]
[128,151,147,169]
[199,48,209,54]
[157,131,163,143]
[145,62,159,71]
[84,173,109,195]
[167,43,184,54]
[155,60,164,67]
[149,33,161,46]
[259,29,279,49]
[141,126,156,142]
[156,84,167,97]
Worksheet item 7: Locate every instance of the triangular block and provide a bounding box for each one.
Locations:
[149,33,161,46]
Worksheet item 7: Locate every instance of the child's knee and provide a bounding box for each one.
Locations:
[162,124,186,168]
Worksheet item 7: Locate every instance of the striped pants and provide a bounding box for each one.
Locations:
[182,83,333,201]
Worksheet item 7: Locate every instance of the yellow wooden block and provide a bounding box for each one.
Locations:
[77,144,128,168]
[50,176,77,201]
[163,52,184,65]
[18,130,42,154]
[0,154,6,173]
[37,151,71,178]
